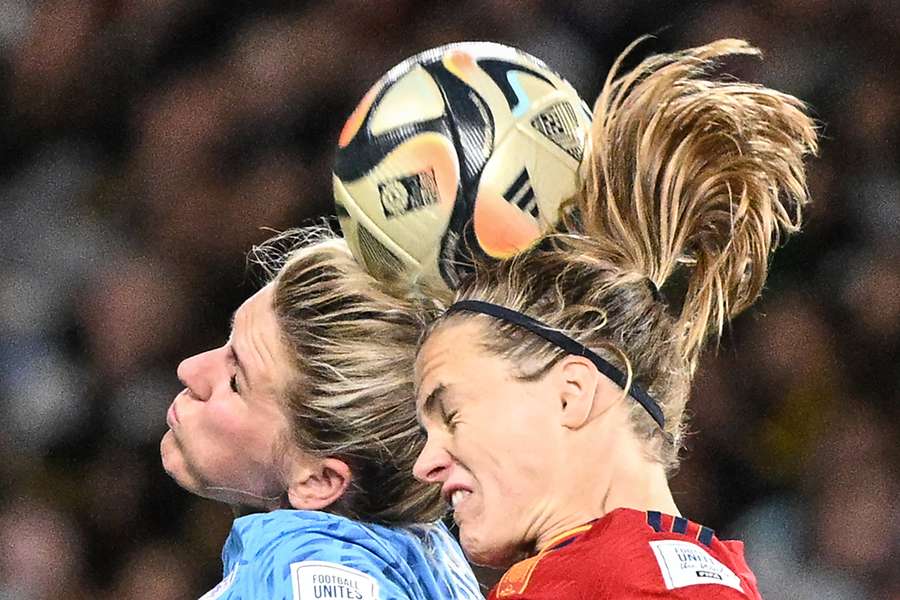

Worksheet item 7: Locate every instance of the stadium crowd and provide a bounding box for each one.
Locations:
[0,1,897,598]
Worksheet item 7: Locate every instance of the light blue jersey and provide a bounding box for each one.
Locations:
[200,509,483,600]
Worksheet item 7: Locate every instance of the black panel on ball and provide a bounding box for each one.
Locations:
[423,61,496,289]
[333,112,451,182]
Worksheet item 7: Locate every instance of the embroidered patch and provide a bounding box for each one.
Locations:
[199,564,239,599]
[290,561,379,600]
[650,540,743,592]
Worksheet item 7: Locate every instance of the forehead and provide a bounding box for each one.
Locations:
[232,284,293,387]
[418,317,484,364]
[415,319,491,399]
[233,284,276,331]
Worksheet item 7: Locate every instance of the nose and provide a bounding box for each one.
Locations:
[176,349,217,400]
[413,433,452,484]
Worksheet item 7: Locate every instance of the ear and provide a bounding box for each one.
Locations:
[286,457,351,511]
[555,354,604,429]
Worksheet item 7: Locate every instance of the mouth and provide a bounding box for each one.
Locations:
[441,484,473,511]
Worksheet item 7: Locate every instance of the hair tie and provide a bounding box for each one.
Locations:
[645,278,663,303]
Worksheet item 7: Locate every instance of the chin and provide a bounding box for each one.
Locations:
[159,431,177,475]
[461,529,525,569]
[159,433,198,494]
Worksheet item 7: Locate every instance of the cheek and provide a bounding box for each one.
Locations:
[178,402,270,465]
[472,392,554,455]
[463,411,556,496]
[193,399,271,445]
[209,405,284,462]
[202,399,245,430]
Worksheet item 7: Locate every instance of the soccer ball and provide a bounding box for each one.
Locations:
[333,42,591,291]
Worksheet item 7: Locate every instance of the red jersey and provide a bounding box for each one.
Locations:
[488,508,762,599]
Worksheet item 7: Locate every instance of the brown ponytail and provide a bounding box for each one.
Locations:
[574,37,817,368]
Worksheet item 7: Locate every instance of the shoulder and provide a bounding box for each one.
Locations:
[491,509,761,599]
[236,509,403,561]
[223,510,419,600]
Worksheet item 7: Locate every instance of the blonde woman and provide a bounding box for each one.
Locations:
[412,40,817,599]
[161,234,481,600]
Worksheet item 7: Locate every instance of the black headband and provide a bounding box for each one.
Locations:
[446,299,666,430]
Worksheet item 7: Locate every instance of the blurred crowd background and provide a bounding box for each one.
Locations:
[0,1,897,598]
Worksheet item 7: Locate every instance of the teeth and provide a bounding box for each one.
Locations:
[450,490,469,508]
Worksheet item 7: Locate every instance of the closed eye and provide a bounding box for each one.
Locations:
[443,410,459,431]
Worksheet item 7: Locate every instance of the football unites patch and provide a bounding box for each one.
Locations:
[649,540,743,592]
[290,561,379,600]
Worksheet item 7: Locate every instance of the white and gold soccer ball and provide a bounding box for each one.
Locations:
[333,42,591,291]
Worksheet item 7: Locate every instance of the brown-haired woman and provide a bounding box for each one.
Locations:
[161,234,482,599]
[412,39,817,599]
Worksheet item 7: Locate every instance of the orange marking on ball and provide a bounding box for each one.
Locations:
[473,190,541,258]
[443,50,476,82]
[339,82,382,149]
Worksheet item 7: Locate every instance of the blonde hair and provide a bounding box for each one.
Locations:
[427,39,818,469]
[252,229,444,524]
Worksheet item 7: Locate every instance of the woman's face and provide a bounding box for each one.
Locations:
[160,284,298,508]
[413,318,567,568]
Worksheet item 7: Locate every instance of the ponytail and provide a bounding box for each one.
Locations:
[571,37,817,367]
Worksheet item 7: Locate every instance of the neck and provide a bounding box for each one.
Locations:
[600,450,679,517]
[534,419,678,552]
